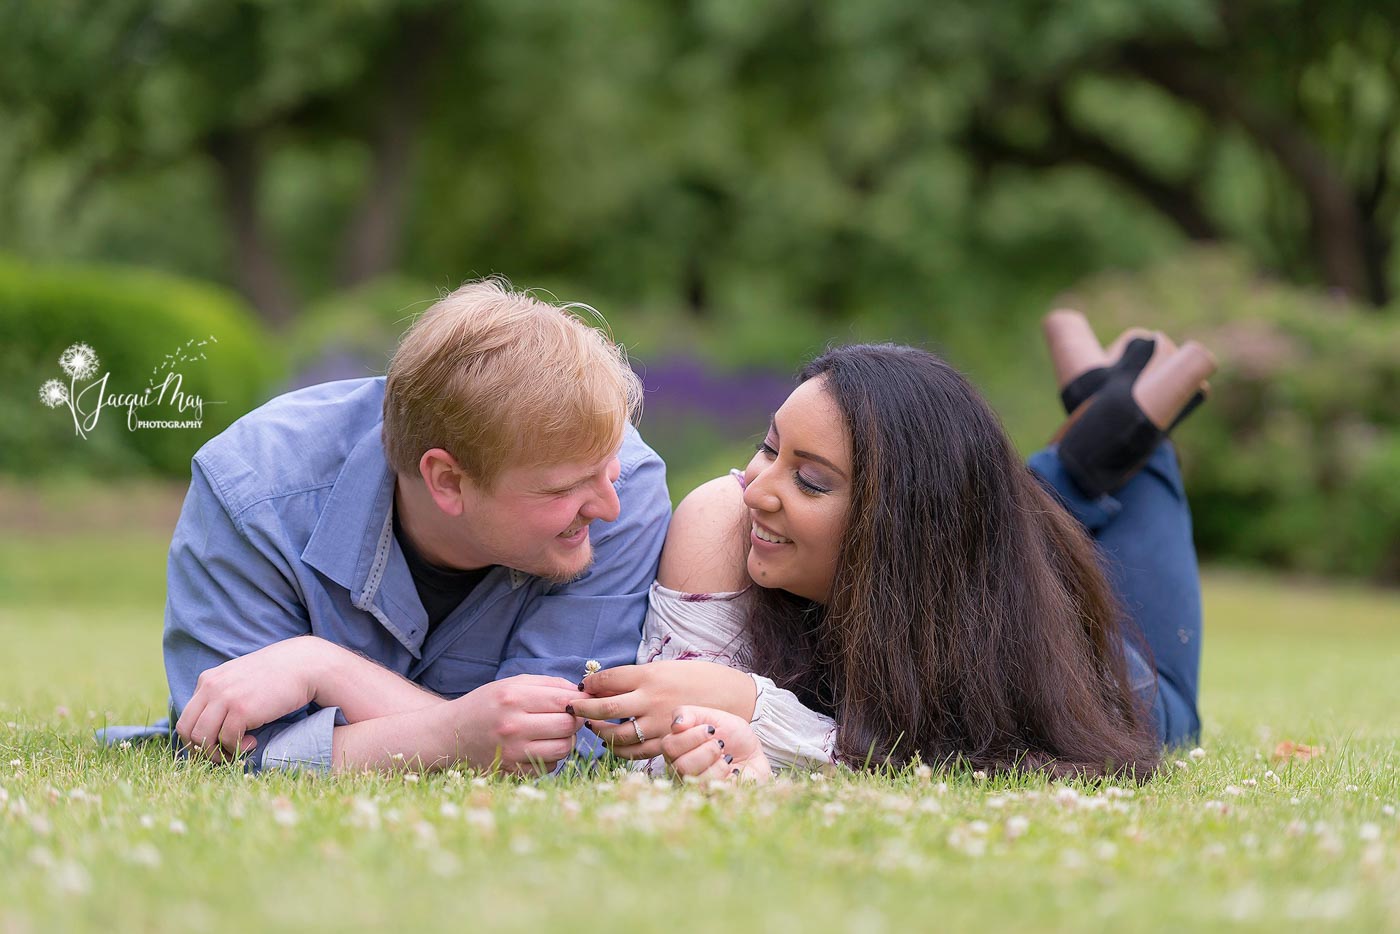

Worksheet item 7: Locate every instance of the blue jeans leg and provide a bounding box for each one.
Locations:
[1027,442,1203,747]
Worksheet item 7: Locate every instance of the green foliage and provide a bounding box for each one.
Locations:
[0,255,283,477]
[1063,248,1400,581]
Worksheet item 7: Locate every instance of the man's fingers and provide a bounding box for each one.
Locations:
[501,674,581,691]
[174,692,208,746]
[519,737,575,766]
[580,664,643,697]
[187,701,230,756]
[217,708,250,756]
[516,712,581,742]
[569,691,642,722]
[521,688,589,714]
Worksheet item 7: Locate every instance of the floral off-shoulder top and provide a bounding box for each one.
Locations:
[637,470,838,771]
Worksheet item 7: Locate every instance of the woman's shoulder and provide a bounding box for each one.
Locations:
[657,473,750,594]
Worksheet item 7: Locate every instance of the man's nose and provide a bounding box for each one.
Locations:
[581,472,621,524]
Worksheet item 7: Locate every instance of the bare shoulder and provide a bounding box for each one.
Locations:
[657,475,750,594]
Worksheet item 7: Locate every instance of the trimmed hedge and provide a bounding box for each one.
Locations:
[0,255,283,477]
[1061,249,1400,582]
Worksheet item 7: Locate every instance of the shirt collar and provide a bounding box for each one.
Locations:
[301,422,430,655]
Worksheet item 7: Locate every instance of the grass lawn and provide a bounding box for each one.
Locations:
[1,521,1397,932]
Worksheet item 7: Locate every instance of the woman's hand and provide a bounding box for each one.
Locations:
[661,705,770,783]
[570,660,758,760]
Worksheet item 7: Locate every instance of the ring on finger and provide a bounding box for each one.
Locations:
[632,718,646,744]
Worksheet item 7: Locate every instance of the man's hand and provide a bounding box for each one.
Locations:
[176,636,330,763]
[447,674,587,775]
[570,660,758,761]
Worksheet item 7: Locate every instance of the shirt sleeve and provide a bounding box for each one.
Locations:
[643,583,838,773]
[163,459,341,774]
[748,675,838,771]
[496,443,670,683]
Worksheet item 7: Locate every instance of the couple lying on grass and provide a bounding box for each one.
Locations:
[139,279,1216,782]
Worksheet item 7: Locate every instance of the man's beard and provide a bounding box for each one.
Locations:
[536,543,595,585]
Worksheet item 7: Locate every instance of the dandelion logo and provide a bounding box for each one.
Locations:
[37,337,222,438]
[59,342,100,382]
[42,343,102,437]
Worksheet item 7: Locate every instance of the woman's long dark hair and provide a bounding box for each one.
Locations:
[745,344,1160,779]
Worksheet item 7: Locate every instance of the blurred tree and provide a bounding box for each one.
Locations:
[1,0,1396,327]
[957,0,1400,306]
[0,0,462,326]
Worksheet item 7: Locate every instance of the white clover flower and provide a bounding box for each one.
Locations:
[913,763,933,784]
[972,770,988,782]
[58,343,100,381]
[168,819,187,834]
[1383,805,1396,817]
[1242,778,1258,788]
[1004,815,1029,839]
[139,814,155,829]
[118,740,132,751]
[38,380,69,408]
[1359,823,1380,841]
[403,772,420,785]
[1189,747,1207,762]
[1174,760,1189,770]
[439,802,461,819]
[1345,784,1359,792]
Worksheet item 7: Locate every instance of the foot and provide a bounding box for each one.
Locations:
[1044,312,1219,498]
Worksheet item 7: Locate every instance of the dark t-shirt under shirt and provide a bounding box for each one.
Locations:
[392,510,492,632]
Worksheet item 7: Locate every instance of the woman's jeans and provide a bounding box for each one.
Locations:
[1028,442,1202,748]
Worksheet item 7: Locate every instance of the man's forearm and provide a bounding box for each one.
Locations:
[329,701,475,773]
[307,639,445,723]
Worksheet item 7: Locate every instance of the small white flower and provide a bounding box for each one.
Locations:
[391,753,405,761]
[1054,786,1081,808]
[1264,770,1278,781]
[403,773,420,784]
[1224,785,1243,797]
[168,819,187,835]
[38,380,69,408]
[59,343,100,380]
[439,802,461,819]
[1242,778,1258,788]
[1359,823,1380,841]
[118,740,132,750]
[515,784,545,800]
[1189,747,1206,762]
[1174,760,1189,770]
[139,814,155,829]
[1383,805,1396,817]
[1004,816,1030,839]
[972,770,988,782]
[1345,784,1359,792]
[913,764,933,784]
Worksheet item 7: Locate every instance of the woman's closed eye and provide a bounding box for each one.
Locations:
[757,441,829,495]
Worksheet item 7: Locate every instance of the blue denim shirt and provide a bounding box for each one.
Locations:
[161,377,670,772]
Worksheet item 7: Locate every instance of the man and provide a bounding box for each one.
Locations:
[161,279,669,774]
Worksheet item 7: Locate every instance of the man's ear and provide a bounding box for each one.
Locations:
[418,448,468,517]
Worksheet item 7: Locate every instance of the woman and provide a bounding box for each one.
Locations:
[570,312,1215,781]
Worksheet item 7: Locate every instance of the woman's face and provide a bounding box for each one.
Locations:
[741,376,851,603]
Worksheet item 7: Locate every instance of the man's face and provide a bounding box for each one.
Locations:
[457,451,623,583]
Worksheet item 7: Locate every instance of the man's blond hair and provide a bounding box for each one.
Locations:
[382,278,642,488]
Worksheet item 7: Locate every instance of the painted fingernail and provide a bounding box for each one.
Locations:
[717,740,725,750]
[672,714,685,725]
[732,768,741,777]
[723,754,733,764]
[705,725,716,735]
[565,705,575,715]
[584,720,593,729]
[577,681,586,691]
